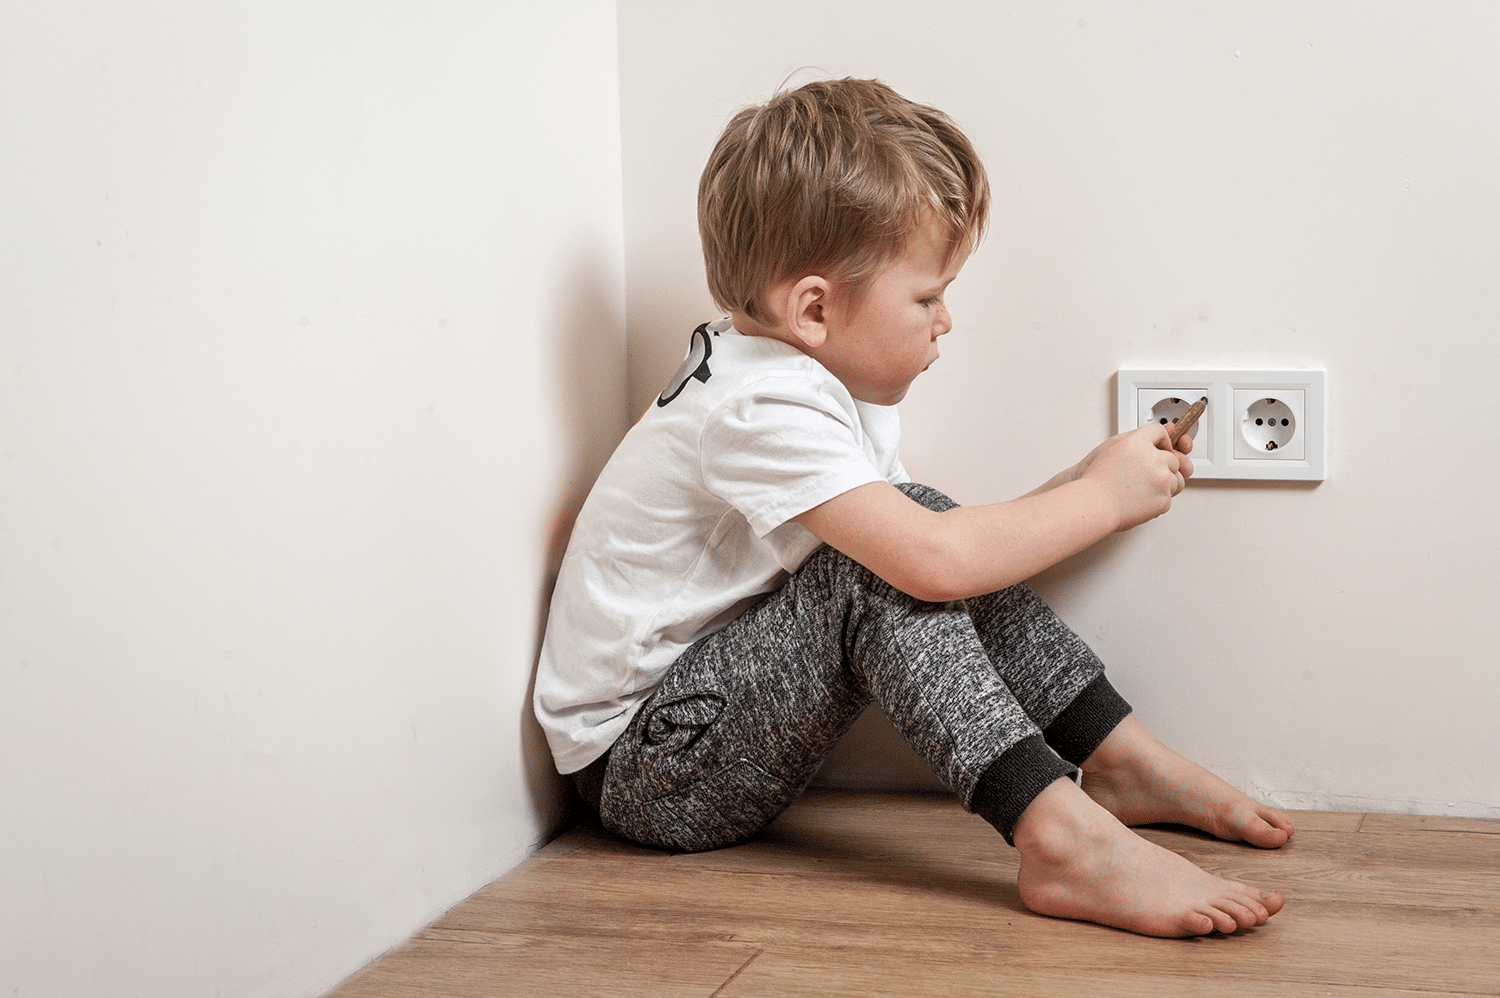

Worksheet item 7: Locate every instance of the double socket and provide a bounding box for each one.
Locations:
[1116,369,1326,481]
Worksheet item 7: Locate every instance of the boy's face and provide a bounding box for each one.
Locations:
[818,217,968,406]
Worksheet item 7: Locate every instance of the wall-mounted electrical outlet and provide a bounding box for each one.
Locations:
[1117,369,1326,481]
[1234,390,1304,461]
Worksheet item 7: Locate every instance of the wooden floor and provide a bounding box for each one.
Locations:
[327,790,1500,997]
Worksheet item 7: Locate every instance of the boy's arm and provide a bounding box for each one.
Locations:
[795,424,1191,603]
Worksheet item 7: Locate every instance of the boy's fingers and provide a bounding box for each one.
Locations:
[1150,424,1194,483]
[1144,423,1176,451]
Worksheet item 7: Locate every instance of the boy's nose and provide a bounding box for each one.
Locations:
[934,306,953,336]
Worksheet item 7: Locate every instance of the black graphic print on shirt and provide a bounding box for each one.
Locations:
[657,323,716,407]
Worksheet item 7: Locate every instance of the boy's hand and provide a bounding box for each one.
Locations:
[1074,425,1193,531]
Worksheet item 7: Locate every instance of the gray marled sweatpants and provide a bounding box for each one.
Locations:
[583,483,1131,852]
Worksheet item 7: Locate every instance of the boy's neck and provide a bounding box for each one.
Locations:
[728,310,805,351]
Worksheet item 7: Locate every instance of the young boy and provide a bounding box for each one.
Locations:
[535,77,1293,938]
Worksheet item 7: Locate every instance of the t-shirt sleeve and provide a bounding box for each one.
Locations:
[699,376,887,538]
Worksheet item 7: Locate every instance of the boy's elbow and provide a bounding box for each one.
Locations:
[899,576,967,605]
[885,538,972,604]
[906,574,976,604]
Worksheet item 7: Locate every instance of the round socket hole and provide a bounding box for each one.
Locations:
[1240,397,1296,452]
[1148,396,1206,440]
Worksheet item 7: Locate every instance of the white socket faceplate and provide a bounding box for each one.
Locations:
[1117,369,1326,481]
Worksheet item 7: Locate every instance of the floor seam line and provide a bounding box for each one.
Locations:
[708,946,766,997]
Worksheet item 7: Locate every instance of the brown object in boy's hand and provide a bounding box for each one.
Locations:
[1168,399,1206,445]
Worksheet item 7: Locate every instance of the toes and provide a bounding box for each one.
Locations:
[1217,887,1286,929]
[1200,906,1239,935]
[1229,803,1294,848]
[1217,898,1264,929]
[1182,910,1219,936]
[1259,804,1296,832]
[1240,897,1270,924]
[1245,816,1292,848]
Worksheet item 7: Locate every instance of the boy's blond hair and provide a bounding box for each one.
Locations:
[699,78,990,326]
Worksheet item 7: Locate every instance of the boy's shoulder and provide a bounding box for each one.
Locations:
[610,319,904,533]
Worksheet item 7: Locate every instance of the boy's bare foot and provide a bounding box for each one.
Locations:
[1014,777,1286,937]
[1080,716,1295,849]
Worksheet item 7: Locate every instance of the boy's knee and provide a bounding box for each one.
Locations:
[897,481,959,513]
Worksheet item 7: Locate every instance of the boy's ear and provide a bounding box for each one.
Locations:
[783,275,831,349]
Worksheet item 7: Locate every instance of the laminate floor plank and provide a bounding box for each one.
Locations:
[1282,810,1366,833]
[327,933,759,998]
[717,949,1480,998]
[1358,812,1500,836]
[431,861,1036,956]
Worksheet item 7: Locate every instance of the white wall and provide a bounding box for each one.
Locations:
[0,3,625,997]
[619,3,1500,815]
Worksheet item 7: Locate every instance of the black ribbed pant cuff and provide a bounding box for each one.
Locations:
[970,734,1076,845]
[1042,675,1133,766]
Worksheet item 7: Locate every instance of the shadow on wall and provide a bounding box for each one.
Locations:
[521,238,629,840]
[624,245,713,417]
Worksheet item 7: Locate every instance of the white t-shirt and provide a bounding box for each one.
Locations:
[533,317,910,774]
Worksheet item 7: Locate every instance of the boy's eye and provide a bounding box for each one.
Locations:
[920,296,941,308]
